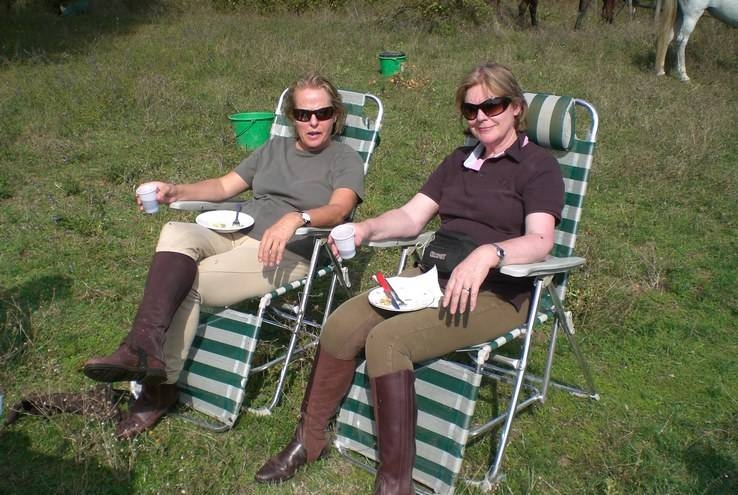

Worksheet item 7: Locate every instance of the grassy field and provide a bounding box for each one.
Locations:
[1,1,736,494]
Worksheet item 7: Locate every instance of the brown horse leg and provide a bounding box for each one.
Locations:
[517,0,537,27]
[575,0,591,30]
[529,0,538,26]
[517,0,527,24]
[602,0,615,23]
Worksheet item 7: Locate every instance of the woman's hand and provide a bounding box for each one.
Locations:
[258,212,302,267]
[136,172,250,211]
[327,221,366,258]
[442,244,497,314]
[135,181,175,212]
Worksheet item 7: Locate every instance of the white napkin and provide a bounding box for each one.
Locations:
[388,266,444,308]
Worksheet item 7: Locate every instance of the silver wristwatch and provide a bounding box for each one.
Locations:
[492,243,505,267]
[298,210,311,226]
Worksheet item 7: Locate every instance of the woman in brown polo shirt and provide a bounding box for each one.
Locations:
[255,62,564,495]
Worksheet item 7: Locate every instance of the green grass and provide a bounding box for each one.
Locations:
[1,1,737,494]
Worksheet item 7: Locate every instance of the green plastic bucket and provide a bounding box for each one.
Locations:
[378,51,407,77]
[228,111,275,150]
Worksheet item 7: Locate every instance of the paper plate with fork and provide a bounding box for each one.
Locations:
[196,210,254,233]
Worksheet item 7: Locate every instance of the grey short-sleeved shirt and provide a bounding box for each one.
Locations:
[420,133,564,309]
[233,136,364,255]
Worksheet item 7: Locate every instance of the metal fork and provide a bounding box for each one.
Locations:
[232,204,242,226]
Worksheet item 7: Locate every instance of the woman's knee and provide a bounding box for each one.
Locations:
[319,317,361,360]
[155,222,202,259]
[364,329,412,377]
[320,297,381,360]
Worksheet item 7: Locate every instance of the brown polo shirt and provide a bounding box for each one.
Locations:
[419,133,564,309]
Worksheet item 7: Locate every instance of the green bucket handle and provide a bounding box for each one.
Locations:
[234,120,256,140]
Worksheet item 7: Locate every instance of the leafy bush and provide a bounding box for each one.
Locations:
[371,0,496,33]
[209,0,494,32]
[211,0,350,14]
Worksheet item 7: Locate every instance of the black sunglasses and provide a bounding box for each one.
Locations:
[460,97,512,120]
[292,106,335,122]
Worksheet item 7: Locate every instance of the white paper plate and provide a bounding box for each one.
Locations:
[196,210,254,233]
[368,286,435,312]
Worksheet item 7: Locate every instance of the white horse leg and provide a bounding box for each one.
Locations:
[674,12,701,82]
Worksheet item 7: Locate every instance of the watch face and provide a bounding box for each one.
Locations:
[300,212,311,225]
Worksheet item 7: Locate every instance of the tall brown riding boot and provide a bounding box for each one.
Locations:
[84,252,197,384]
[371,369,417,495]
[115,382,178,439]
[254,345,356,483]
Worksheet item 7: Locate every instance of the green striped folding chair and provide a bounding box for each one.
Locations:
[169,88,382,430]
[334,93,599,493]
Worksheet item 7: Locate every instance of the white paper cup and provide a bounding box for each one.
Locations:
[136,183,159,214]
[331,223,356,259]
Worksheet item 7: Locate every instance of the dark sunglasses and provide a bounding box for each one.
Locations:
[292,106,335,122]
[460,97,512,120]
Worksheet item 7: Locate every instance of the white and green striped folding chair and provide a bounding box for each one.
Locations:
[169,88,382,430]
[334,93,599,493]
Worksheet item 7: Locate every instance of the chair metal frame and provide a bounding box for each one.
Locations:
[167,88,382,429]
[334,93,599,493]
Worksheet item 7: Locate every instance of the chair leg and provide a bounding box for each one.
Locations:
[371,369,417,495]
[251,238,324,415]
[547,285,598,399]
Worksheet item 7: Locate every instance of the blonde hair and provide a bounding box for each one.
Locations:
[283,73,346,136]
[454,62,527,132]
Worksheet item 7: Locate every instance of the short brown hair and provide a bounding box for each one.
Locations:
[283,73,346,136]
[454,62,527,132]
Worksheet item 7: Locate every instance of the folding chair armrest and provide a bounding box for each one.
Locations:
[500,256,585,278]
[294,227,331,237]
[169,200,246,211]
[367,238,421,248]
[367,231,434,249]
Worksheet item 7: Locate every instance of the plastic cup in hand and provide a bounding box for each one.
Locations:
[136,183,159,214]
[331,223,356,259]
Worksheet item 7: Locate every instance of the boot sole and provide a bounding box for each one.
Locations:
[84,364,167,384]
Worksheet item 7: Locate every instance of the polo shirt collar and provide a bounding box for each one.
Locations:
[463,133,529,171]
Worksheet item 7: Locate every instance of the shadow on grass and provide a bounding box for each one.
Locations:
[0,1,170,64]
[684,414,738,495]
[0,274,73,364]
[0,429,131,495]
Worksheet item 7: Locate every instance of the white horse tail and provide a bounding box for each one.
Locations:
[655,0,678,75]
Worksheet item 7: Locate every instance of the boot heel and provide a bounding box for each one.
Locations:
[83,344,166,384]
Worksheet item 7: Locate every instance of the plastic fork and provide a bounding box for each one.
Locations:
[232,204,242,226]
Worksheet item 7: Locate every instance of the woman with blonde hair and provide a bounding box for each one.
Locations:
[83,73,364,440]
